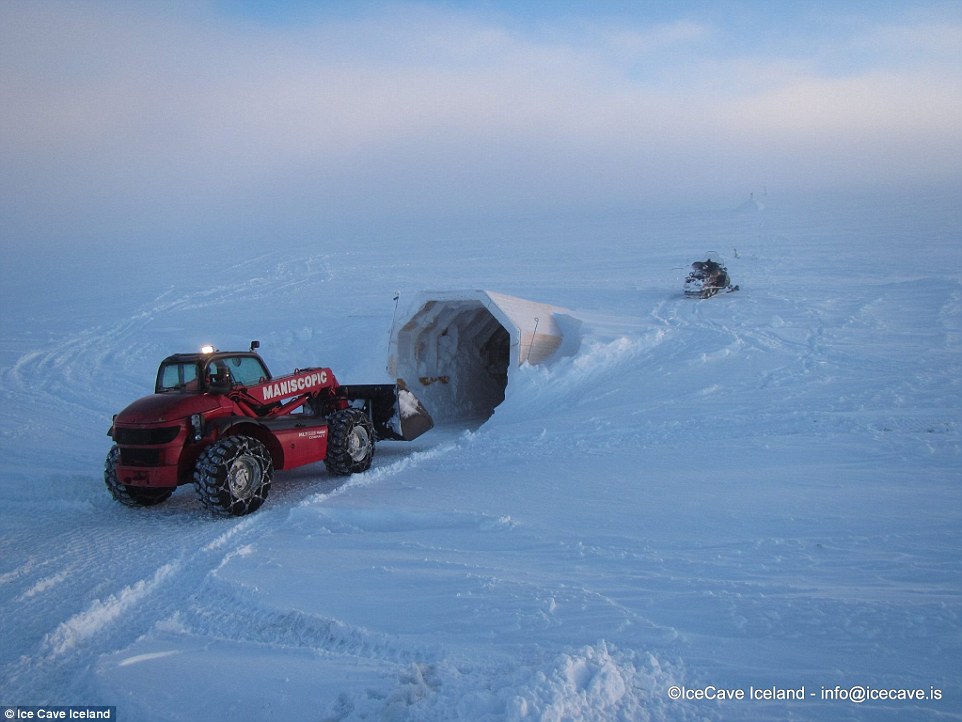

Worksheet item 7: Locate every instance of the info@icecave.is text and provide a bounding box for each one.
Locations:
[666,684,943,703]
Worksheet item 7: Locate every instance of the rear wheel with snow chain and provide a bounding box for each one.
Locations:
[325,408,375,476]
[193,435,273,516]
[104,446,174,507]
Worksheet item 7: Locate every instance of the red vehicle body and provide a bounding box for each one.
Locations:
[105,342,432,516]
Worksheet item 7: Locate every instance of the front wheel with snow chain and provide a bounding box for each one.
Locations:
[325,408,375,476]
[193,435,273,516]
[104,446,174,507]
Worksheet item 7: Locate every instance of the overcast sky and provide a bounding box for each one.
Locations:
[2,0,960,248]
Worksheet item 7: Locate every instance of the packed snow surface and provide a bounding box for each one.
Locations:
[1,190,960,721]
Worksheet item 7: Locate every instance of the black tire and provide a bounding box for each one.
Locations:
[325,408,375,476]
[104,446,174,507]
[193,435,273,516]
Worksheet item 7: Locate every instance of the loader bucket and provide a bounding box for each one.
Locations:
[342,382,434,441]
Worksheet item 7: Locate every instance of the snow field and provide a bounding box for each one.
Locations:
[1,189,960,720]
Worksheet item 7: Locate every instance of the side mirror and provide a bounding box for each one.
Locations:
[250,340,260,352]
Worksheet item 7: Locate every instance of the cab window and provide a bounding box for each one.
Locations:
[212,356,270,387]
[157,362,199,392]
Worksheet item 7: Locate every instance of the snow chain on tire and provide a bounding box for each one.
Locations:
[104,445,174,507]
[325,408,375,476]
[193,435,274,516]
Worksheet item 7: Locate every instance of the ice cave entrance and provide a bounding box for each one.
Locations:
[388,290,579,424]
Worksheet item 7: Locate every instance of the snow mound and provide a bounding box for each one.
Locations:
[476,643,689,722]
[383,643,692,722]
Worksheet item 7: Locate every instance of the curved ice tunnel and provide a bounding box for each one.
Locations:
[388,290,580,423]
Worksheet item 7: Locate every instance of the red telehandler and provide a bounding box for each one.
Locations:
[105,342,433,516]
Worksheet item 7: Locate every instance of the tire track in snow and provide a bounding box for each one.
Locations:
[298,431,467,507]
[1,429,461,703]
[57,437,479,721]
[165,574,435,671]
[42,562,181,658]
[4,252,335,389]
[0,511,273,701]
[82,443,474,717]
[16,568,73,602]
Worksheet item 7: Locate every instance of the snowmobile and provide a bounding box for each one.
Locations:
[684,253,739,299]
